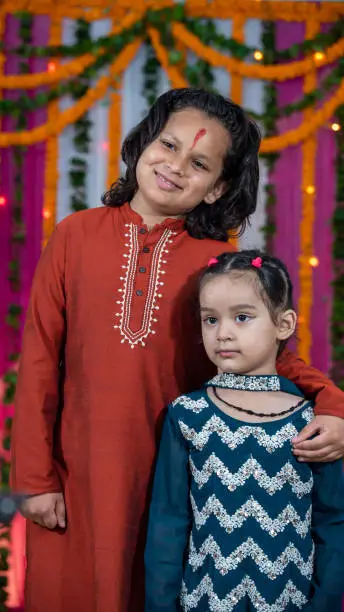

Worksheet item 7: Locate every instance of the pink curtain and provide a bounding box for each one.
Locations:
[0,14,49,609]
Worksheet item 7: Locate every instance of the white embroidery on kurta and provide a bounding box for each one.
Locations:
[114,224,174,348]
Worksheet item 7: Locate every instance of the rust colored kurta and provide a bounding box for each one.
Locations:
[11,204,344,612]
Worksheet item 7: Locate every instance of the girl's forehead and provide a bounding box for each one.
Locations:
[200,272,264,304]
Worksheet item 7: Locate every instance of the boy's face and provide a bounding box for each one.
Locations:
[134,108,230,219]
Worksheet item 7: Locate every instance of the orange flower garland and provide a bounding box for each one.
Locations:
[107,12,123,189]
[0,39,142,147]
[298,20,319,363]
[172,23,344,82]
[42,16,62,247]
[148,28,188,89]
[0,11,142,89]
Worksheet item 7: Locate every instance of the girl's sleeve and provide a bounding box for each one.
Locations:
[11,222,67,495]
[303,459,344,611]
[276,348,344,418]
[145,406,191,612]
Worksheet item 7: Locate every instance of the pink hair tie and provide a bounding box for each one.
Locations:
[251,257,263,268]
[208,257,219,267]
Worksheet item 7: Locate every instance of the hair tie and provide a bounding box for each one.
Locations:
[208,257,219,267]
[251,257,263,268]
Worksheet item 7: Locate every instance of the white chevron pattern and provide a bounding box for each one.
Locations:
[190,454,313,496]
[172,395,209,413]
[191,494,312,538]
[181,575,308,611]
[179,409,313,452]
[188,534,314,579]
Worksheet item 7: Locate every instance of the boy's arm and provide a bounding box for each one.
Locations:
[277,348,344,418]
[145,406,191,612]
[302,460,344,611]
[277,349,344,462]
[11,223,67,496]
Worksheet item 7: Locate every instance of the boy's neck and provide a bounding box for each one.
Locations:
[130,195,183,230]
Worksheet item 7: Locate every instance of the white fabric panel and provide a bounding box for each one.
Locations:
[56,17,267,249]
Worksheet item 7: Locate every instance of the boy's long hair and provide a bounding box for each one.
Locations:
[102,88,261,242]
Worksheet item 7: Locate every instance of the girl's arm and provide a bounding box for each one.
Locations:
[302,460,344,611]
[145,406,191,612]
[277,348,344,418]
[11,223,67,495]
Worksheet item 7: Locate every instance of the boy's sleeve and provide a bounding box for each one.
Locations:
[145,406,191,612]
[303,459,344,611]
[276,348,344,418]
[11,223,67,495]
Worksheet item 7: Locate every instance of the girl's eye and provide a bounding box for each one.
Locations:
[161,139,175,151]
[192,159,207,171]
[203,316,218,325]
[236,314,252,323]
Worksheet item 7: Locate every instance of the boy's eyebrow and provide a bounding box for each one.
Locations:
[162,131,211,161]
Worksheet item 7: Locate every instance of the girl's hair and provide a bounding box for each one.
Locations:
[200,250,294,351]
[102,88,261,242]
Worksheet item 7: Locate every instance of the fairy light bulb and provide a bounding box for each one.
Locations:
[0,196,6,206]
[331,122,341,132]
[102,142,109,151]
[48,62,56,73]
[253,50,263,61]
[305,185,315,195]
[313,51,325,62]
[43,209,52,220]
[309,256,319,268]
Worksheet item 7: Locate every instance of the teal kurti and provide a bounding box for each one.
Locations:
[145,377,344,611]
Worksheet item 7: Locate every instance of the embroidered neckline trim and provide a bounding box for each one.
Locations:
[207,373,281,392]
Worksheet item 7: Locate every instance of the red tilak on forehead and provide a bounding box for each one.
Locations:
[191,128,207,150]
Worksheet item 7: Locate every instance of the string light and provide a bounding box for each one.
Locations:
[0,195,6,206]
[48,62,56,73]
[102,141,109,151]
[253,50,263,61]
[331,122,341,132]
[313,51,325,62]
[43,209,52,219]
[305,185,315,195]
[309,256,319,268]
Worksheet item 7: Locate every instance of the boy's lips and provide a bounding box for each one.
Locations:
[154,170,182,191]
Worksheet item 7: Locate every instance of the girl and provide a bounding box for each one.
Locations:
[11,89,344,612]
[145,250,344,611]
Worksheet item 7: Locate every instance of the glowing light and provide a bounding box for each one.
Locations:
[48,62,56,73]
[102,141,109,151]
[305,185,315,195]
[253,50,263,61]
[331,122,341,132]
[313,51,325,62]
[0,196,6,206]
[43,209,52,220]
[309,256,319,268]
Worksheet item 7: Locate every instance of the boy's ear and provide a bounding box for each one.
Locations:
[204,181,227,205]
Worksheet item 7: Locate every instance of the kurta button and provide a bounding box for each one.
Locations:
[139,228,146,235]
[143,246,149,253]
[139,267,146,273]
[136,290,143,296]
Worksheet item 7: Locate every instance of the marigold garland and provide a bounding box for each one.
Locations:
[42,16,62,248]
[172,23,344,82]
[107,12,123,189]
[298,20,319,363]
[0,39,142,147]
[0,11,141,90]
[2,1,344,23]
[147,28,188,89]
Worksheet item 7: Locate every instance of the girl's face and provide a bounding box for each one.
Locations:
[134,108,230,219]
[200,272,296,376]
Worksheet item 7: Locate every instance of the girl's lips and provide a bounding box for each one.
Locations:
[154,170,182,191]
[217,350,240,358]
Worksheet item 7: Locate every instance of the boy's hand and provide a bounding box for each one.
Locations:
[21,492,66,529]
[292,415,344,462]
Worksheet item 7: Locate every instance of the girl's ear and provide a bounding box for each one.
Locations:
[276,309,297,341]
[204,181,227,205]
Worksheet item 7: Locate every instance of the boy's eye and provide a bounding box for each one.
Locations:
[193,159,207,171]
[160,139,175,151]
[235,314,252,323]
